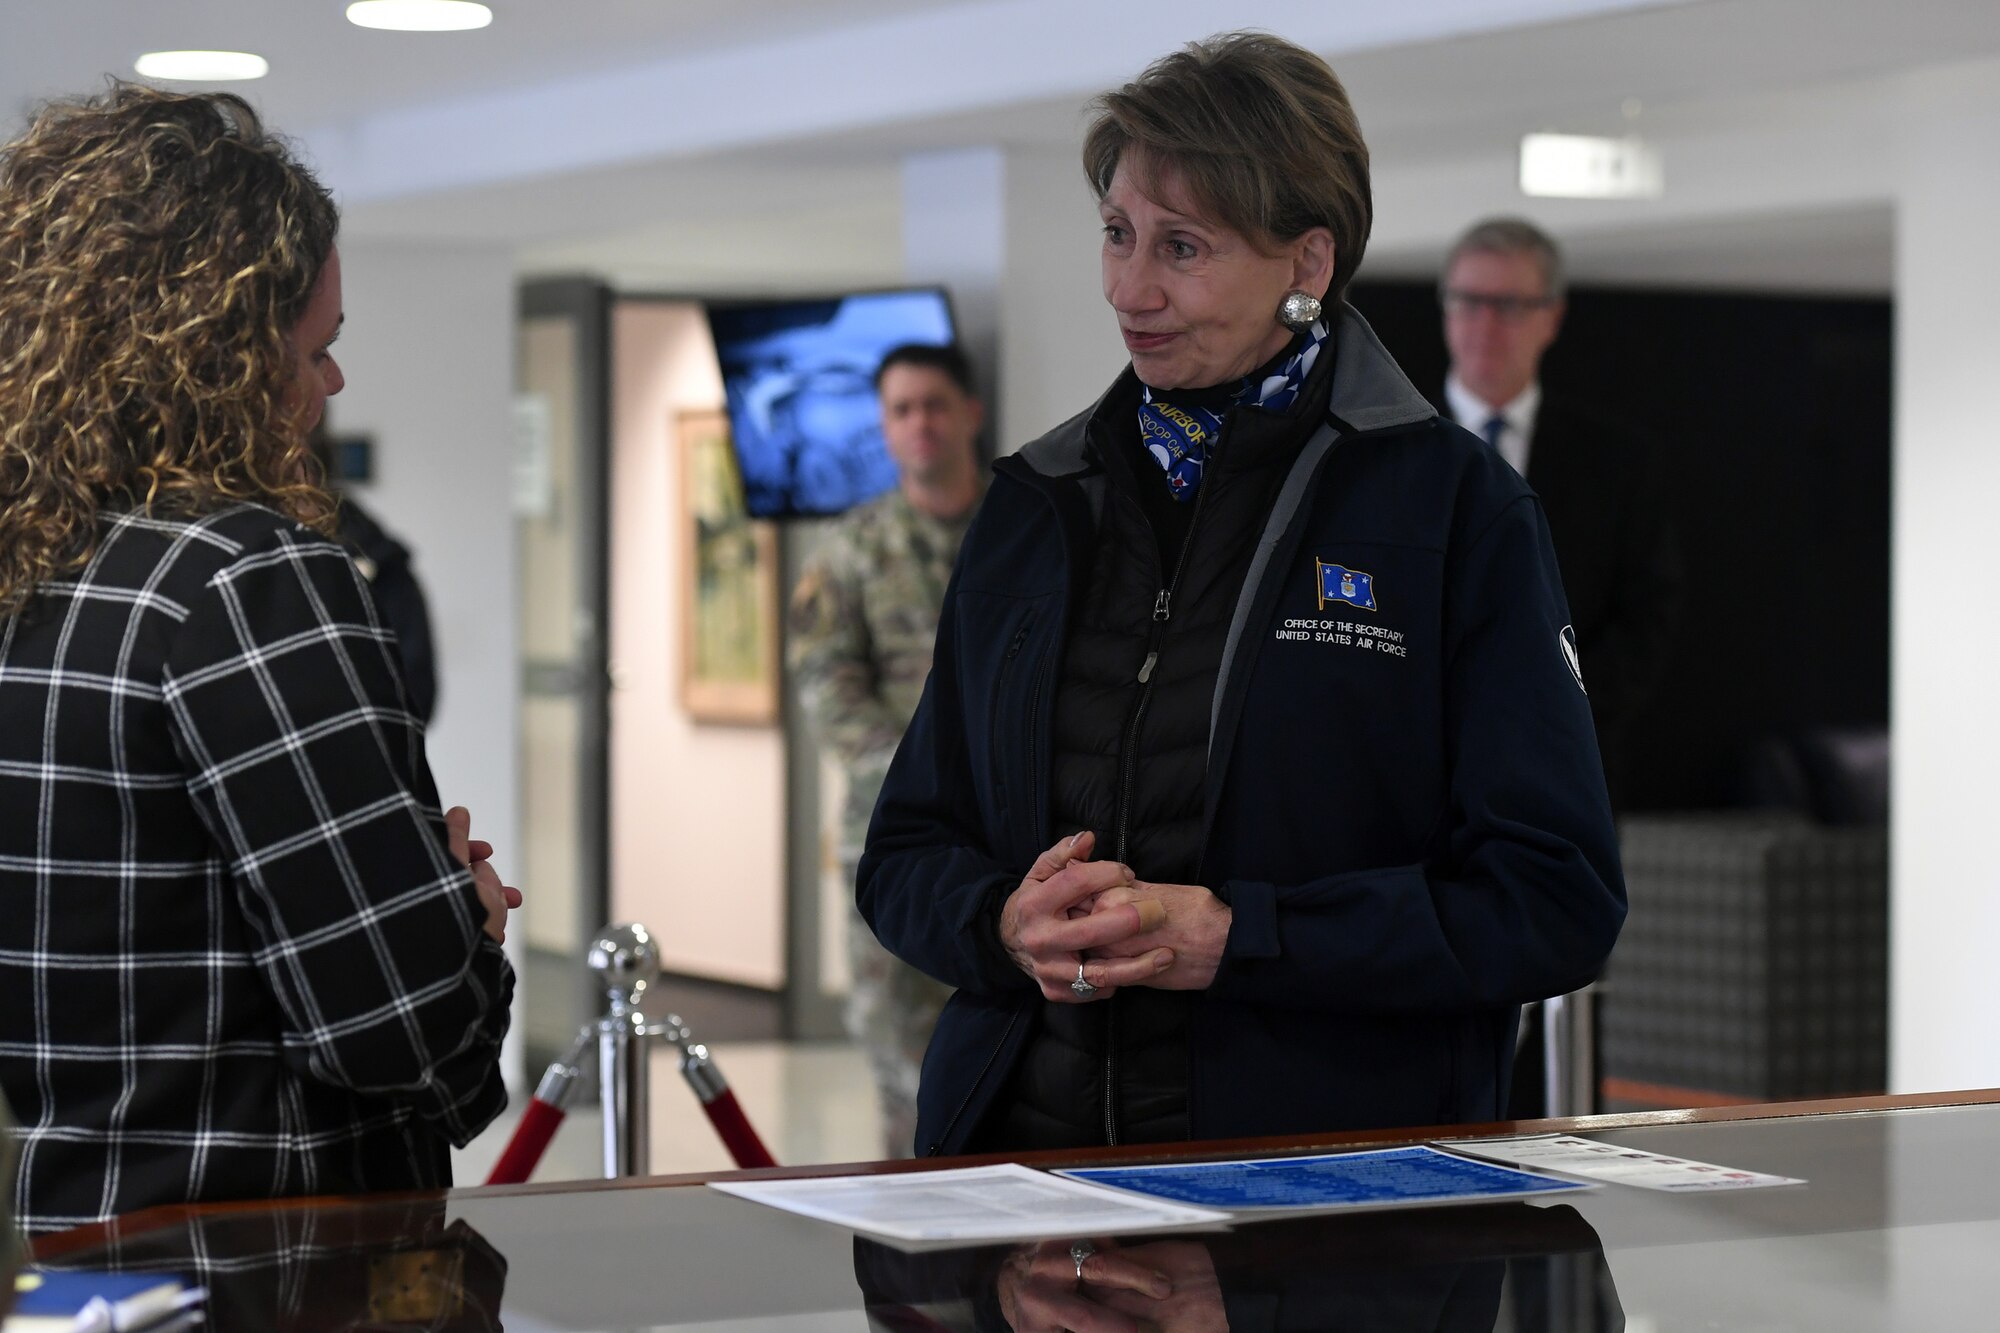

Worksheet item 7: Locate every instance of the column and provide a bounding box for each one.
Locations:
[1889,59,2000,1093]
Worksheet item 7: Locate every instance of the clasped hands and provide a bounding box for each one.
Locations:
[999,829,1230,1003]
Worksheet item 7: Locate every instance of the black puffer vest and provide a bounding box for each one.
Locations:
[977,346,1332,1149]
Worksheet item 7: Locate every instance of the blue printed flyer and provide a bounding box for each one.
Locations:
[1057,1145,1590,1212]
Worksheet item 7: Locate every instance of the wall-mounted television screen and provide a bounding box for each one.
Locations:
[707,288,956,519]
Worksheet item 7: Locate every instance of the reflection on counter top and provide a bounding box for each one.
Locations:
[26,1091,2000,1331]
[856,1202,1620,1332]
[33,1199,504,1331]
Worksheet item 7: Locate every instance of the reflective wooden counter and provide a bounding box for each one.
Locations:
[26,1089,2000,1330]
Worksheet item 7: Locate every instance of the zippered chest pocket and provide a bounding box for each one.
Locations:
[954,589,1059,863]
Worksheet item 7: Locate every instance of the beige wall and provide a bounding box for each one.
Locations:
[608,302,786,988]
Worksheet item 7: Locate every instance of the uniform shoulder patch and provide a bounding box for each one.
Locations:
[1560,624,1586,693]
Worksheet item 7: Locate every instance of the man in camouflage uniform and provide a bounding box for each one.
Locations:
[789,344,985,1158]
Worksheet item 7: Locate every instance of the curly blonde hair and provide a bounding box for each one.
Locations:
[0,84,340,615]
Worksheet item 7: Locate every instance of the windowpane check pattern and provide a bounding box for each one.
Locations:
[1,506,512,1235]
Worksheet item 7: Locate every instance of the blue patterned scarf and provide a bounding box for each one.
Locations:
[1137,319,1328,502]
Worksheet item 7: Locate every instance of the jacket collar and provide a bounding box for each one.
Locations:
[1009,304,1435,480]
[1325,303,1438,433]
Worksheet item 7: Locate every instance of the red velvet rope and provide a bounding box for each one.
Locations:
[701,1088,777,1169]
[484,1097,566,1186]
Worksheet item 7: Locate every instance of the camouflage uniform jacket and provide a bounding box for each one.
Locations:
[789,485,979,855]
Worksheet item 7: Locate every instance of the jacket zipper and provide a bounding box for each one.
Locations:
[1104,474,1212,1146]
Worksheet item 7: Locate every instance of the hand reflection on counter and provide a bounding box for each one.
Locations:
[997,1237,1225,1333]
[856,1203,1624,1333]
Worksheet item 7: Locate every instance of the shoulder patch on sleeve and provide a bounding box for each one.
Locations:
[1560,624,1586,693]
[791,567,827,616]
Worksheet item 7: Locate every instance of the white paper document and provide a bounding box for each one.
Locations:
[1437,1134,1805,1191]
[708,1164,1230,1243]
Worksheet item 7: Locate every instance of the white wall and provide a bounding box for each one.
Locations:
[902,144,1128,451]
[1890,62,2000,1093]
[607,302,788,988]
[1363,77,1899,272]
[329,238,524,1084]
[903,148,1004,403]
[997,147,1130,450]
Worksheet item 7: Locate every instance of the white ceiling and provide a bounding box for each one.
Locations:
[797,0,2000,163]
[7,0,1997,292]
[0,0,981,129]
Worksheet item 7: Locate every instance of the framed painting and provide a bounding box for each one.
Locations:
[678,408,780,725]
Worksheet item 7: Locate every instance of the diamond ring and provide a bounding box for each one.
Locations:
[1071,1239,1095,1282]
[1071,963,1097,997]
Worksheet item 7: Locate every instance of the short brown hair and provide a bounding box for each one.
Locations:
[0,84,339,614]
[1445,217,1566,299]
[1083,31,1372,302]
[875,342,976,397]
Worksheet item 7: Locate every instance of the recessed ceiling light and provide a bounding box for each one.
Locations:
[1519,133,1664,200]
[346,0,494,32]
[134,51,270,82]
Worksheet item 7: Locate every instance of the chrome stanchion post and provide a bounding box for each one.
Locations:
[576,920,776,1173]
[535,1023,595,1115]
[1541,984,1599,1118]
[648,1015,718,1099]
[587,923,660,1179]
[645,1011,777,1168]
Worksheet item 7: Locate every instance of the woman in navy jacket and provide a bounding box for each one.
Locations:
[858,32,1625,1157]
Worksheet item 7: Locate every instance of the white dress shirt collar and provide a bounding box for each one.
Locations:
[1445,374,1541,478]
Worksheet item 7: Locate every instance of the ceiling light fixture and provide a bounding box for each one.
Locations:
[134,51,270,82]
[346,0,495,32]
[1519,133,1664,200]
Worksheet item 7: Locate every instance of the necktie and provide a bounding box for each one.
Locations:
[1481,413,1508,451]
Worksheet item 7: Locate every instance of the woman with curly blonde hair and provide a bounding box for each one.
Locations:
[0,85,516,1234]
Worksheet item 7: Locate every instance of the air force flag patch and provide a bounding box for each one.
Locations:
[1315,560,1377,612]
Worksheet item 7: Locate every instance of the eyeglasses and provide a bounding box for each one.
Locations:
[1441,290,1559,321]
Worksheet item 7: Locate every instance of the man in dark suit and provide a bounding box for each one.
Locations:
[1439,218,1680,804]
[1439,219,1679,1120]
[310,424,441,724]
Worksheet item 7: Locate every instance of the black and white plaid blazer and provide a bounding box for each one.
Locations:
[1,504,512,1235]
